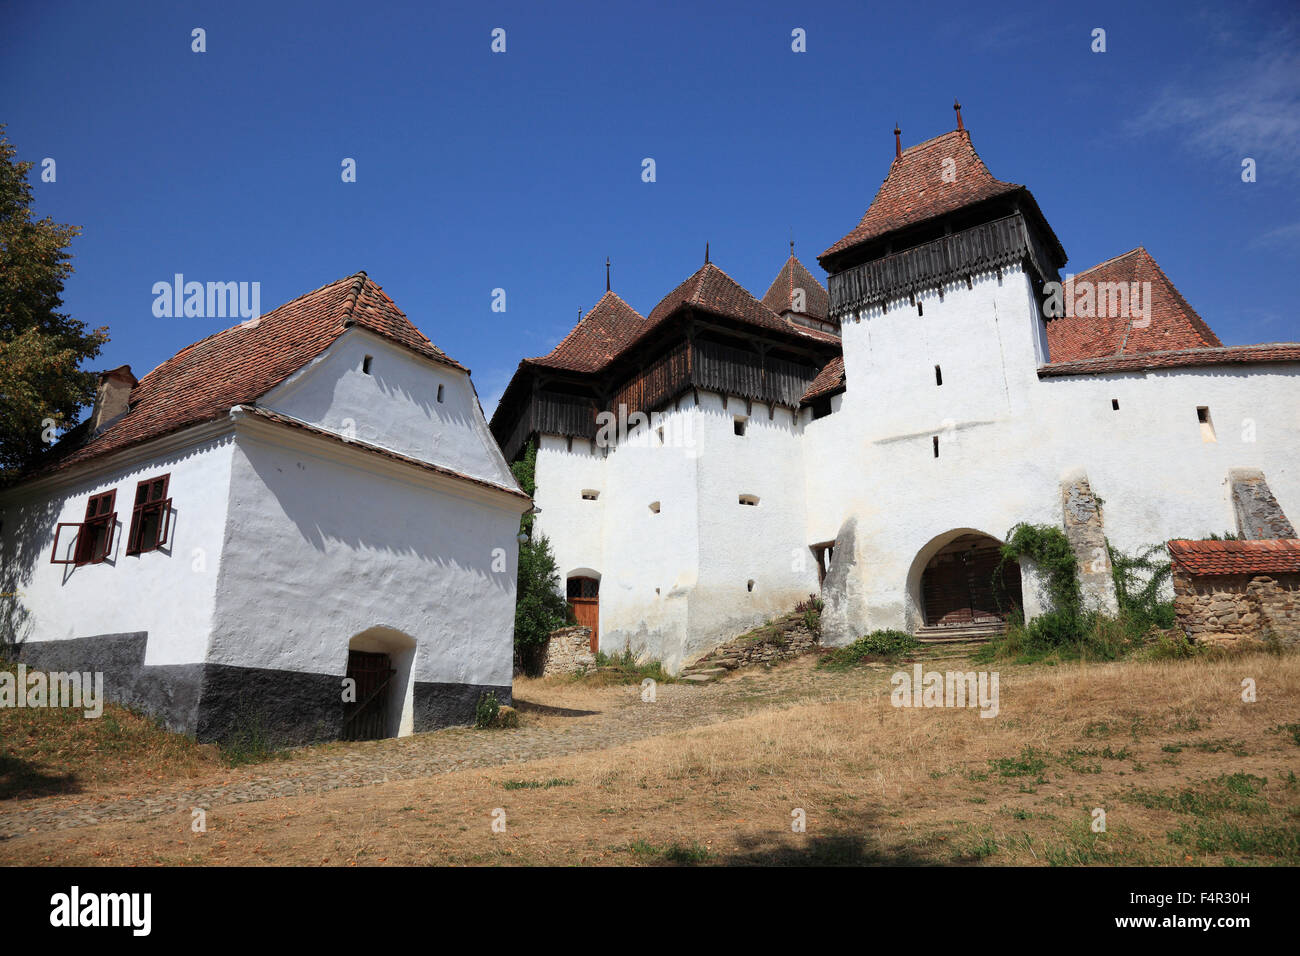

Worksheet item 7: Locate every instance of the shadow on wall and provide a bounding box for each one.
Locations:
[0,495,61,653]
[238,443,513,597]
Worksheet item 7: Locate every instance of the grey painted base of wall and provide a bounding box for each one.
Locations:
[9,635,508,747]
[13,632,204,736]
[415,682,512,732]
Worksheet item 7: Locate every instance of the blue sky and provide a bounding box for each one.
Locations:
[3,0,1298,415]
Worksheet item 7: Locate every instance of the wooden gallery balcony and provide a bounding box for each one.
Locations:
[827,212,1060,320]
[500,338,823,460]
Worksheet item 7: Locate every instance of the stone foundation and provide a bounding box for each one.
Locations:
[540,626,596,676]
[1172,570,1300,645]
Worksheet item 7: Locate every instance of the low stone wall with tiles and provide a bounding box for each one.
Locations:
[1173,570,1300,646]
[539,626,596,676]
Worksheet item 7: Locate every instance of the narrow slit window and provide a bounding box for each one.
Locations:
[935,365,943,386]
[1197,406,1216,443]
[917,300,924,316]
[362,355,373,374]
[734,416,747,436]
[747,579,755,593]
[436,384,444,403]
[1112,398,1120,410]
[932,436,940,458]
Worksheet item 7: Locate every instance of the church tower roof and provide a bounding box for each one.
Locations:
[1046,246,1223,362]
[525,289,645,373]
[761,252,830,321]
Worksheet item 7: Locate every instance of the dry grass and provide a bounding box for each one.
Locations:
[4,649,1298,865]
[0,690,224,801]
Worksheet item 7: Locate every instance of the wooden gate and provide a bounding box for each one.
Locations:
[921,539,1023,627]
[567,576,600,652]
[342,650,394,741]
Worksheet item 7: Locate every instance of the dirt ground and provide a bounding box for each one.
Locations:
[2,650,1298,866]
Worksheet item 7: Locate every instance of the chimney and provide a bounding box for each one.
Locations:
[89,365,137,434]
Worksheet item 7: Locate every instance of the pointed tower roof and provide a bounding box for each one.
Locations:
[641,261,839,347]
[761,254,830,320]
[820,127,1058,266]
[525,290,646,373]
[1046,247,1222,362]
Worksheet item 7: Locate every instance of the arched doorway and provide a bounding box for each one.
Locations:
[343,627,416,740]
[919,533,1023,628]
[566,571,600,652]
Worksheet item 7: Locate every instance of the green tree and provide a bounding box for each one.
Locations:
[509,441,570,670]
[514,532,571,670]
[0,125,107,480]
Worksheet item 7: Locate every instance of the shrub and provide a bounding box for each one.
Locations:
[475,691,501,729]
[795,593,823,635]
[819,629,919,669]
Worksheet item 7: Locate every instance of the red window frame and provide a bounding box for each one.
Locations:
[126,473,172,555]
[50,490,117,566]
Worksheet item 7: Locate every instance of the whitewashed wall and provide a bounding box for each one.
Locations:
[208,427,522,727]
[0,435,235,665]
[262,329,517,487]
[806,265,1300,642]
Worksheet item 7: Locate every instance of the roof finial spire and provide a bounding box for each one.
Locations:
[790,230,795,257]
[954,98,964,131]
[605,256,611,292]
[705,241,710,264]
[894,123,902,160]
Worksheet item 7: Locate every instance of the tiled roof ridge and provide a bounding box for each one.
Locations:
[1039,342,1300,377]
[1167,538,1300,576]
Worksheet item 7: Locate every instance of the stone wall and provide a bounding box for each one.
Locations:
[1061,471,1119,614]
[539,626,596,676]
[688,616,818,672]
[1173,570,1300,646]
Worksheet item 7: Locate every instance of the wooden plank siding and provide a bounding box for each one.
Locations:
[500,338,822,461]
[828,213,1048,319]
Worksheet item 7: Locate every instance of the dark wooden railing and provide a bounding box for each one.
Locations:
[828,214,1035,319]
[501,339,822,459]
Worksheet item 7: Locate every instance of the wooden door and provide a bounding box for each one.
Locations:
[922,545,1023,626]
[567,577,600,652]
[342,650,394,741]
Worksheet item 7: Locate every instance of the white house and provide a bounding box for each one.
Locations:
[0,272,530,743]
[490,111,1300,673]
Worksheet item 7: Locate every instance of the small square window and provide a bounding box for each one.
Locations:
[739,494,759,506]
[1112,399,1120,411]
[649,501,661,514]
[581,490,599,501]
[734,417,747,437]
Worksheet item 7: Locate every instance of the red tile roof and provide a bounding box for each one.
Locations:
[641,261,841,348]
[761,255,830,320]
[525,290,646,373]
[1046,247,1222,362]
[35,273,462,476]
[1038,343,1300,378]
[821,130,1023,260]
[1167,539,1300,576]
[801,355,845,404]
